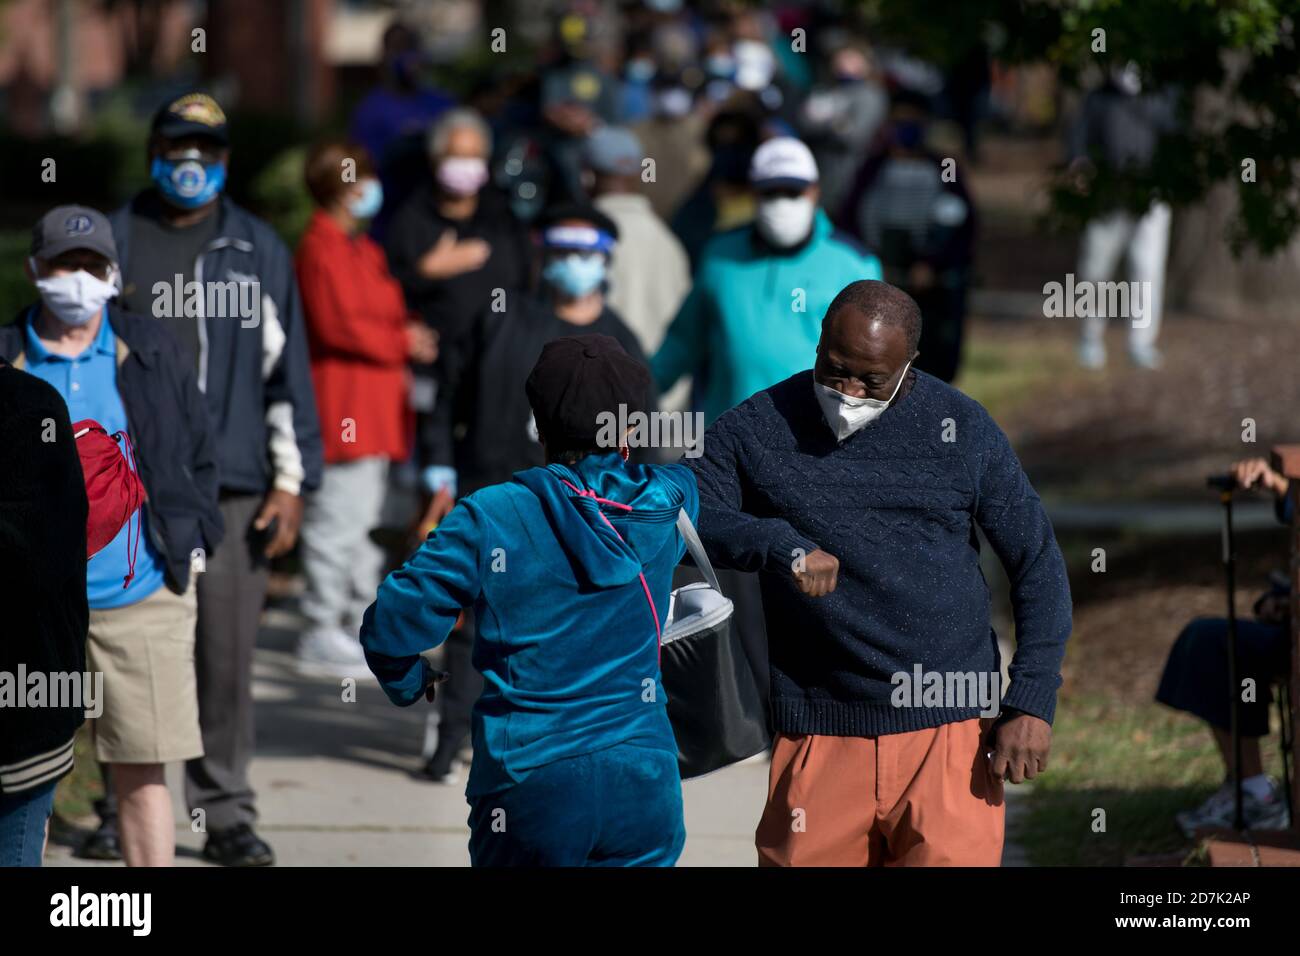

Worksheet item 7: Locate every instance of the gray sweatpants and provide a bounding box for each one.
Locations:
[299,457,389,635]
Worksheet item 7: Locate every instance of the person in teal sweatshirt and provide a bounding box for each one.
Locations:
[360,334,698,866]
[652,136,883,424]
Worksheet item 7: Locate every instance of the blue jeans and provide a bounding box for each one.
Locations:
[468,744,685,866]
[0,780,57,867]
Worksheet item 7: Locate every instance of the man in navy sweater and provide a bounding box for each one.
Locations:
[689,280,1073,866]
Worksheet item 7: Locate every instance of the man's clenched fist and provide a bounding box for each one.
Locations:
[793,548,839,597]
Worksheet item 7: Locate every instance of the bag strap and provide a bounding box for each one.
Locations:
[676,508,721,593]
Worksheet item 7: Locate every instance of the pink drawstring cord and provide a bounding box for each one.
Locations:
[560,477,662,665]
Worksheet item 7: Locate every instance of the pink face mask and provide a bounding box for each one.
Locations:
[437,156,489,196]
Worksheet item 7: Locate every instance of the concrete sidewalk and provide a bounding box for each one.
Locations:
[45,606,1029,867]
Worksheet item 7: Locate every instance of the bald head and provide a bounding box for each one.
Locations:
[822,280,921,354]
[815,281,921,400]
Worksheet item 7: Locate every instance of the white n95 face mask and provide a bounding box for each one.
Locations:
[755,196,816,248]
[814,361,911,441]
[34,266,118,327]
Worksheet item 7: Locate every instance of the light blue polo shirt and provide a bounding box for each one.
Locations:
[23,308,168,609]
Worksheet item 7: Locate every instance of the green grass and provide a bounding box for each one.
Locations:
[954,327,1077,422]
[1014,695,1287,866]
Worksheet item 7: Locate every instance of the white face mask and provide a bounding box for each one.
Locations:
[34,265,118,328]
[814,361,911,441]
[755,195,817,248]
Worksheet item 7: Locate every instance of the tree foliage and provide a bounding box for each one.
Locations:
[862,0,1300,255]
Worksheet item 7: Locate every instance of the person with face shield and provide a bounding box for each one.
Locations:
[410,206,657,786]
[293,141,437,678]
[687,279,1073,866]
[98,92,324,868]
[422,205,656,520]
[1,206,223,867]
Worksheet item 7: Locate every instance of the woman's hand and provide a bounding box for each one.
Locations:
[406,323,438,364]
[1230,457,1290,497]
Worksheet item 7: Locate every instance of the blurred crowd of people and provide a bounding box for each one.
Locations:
[22,0,1216,868]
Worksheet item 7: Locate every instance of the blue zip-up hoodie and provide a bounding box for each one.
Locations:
[109,194,323,496]
[360,453,697,797]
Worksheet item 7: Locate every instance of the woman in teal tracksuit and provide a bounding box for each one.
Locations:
[360,334,696,866]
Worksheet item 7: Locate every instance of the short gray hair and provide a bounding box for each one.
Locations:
[426,108,492,158]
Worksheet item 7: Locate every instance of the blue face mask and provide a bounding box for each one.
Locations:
[348,179,384,219]
[625,59,656,84]
[542,253,606,298]
[151,156,226,209]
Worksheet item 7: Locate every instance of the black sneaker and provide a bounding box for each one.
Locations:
[202,823,275,867]
[77,825,122,861]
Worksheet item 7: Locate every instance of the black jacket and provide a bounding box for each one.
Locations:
[1,306,224,594]
[110,194,324,497]
[0,360,87,792]
[384,183,533,398]
[426,296,659,495]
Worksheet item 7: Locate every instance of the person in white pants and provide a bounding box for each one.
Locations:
[1077,200,1171,370]
[1066,61,1179,371]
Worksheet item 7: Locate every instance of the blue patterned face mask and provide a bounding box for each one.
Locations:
[542,253,606,297]
[151,156,226,209]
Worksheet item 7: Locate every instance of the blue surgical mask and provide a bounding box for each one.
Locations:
[542,253,606,297]
[348,179,384,219]
[151,156,226,209]
[625,59,656,84]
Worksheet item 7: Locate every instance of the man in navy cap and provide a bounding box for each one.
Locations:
[83,93,323,867]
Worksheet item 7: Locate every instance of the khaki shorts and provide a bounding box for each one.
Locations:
[87,583,204,765]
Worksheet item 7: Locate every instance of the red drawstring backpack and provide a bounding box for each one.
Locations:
[73,419,146,586]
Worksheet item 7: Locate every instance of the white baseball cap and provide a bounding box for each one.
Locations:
[749,136,819,191]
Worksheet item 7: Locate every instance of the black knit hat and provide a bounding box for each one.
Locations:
[525,334,650,454]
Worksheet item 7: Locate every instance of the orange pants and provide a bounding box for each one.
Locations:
[756,718,1005,866]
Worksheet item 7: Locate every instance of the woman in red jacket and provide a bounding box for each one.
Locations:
[295,140,437,674]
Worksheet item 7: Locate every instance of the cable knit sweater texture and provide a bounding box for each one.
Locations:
[688,368,1073,736]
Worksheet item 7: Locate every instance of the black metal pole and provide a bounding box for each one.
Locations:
[1221,490,1245,830]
